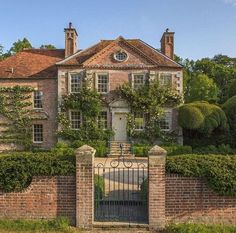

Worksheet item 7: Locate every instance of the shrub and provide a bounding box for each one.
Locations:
[193,144,235,154]
[132,144,192,156]
[71,140,108,157]
[166,223,236,233]
[166,154,236,196]
[178,104,204,129]
[179,102,228,135]
[0,152,75,192]
[223,95,236,131]
[228,79,236,98]
[94,175,104,203]
[163,145,192,155]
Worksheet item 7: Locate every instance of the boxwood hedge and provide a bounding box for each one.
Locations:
[0,152,75,192]
[166,154,236,196]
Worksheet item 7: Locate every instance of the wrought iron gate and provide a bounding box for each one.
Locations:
[94,156,148,223]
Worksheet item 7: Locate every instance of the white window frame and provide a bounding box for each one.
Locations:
[132,73,146,89]
[33,124,43,143]
[96,73,109,94]
[159,73,172,86]
[160,109,172,132]
[134,112,145,131]
[33,90,43,109]
[98,110,108,130]
[69,72,83,93]
[69,110,82,130]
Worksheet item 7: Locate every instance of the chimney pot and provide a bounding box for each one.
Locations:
[160,28,175,60]
[64,22,78,58]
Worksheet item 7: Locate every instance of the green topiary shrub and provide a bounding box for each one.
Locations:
[178,105,204,129]
[228,79,236,98]
[223,95,236,131]
[179,102,228,134]
[166,154,236,196]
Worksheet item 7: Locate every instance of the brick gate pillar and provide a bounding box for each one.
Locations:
[76,145,95,229]
[148,145,167,231]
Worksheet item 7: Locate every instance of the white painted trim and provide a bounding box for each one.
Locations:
[95,72,109,94]
[131,72,146,89]
[69,109,82,130]
[160,108,173,132]
[68,72,83,93]
[32,124,44,143]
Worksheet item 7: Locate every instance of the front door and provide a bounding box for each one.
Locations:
[113,113,127,141]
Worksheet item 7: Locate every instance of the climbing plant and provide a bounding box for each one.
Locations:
[0,86,34,150]
[118,80,183,143]
[58,87,113,142]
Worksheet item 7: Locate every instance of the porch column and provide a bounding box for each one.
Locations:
[148,145,167,230]
[76,145,95,229]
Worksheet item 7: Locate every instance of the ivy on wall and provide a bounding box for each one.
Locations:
[58,87,114,142]
[0,86,34,150]
[118,80,183,143]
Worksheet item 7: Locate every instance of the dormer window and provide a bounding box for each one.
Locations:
[114,51,128,62]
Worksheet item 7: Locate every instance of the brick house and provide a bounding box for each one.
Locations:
[0,23,183,150]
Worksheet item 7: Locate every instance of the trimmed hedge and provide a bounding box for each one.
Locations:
[133,144,192,156]
[0,152,75,192]
[166,154,236,196]
[166,223,236,233]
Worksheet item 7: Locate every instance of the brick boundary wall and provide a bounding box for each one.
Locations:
[0,145,236,229]
[0,176,76,225]
[166,174,236,225]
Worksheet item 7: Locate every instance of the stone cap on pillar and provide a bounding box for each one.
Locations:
[75,145,96,162]
[148,145,167,157]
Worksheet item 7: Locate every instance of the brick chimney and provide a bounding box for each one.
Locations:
[64,22,78,58]
[160,28,174,60]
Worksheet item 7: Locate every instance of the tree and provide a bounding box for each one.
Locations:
[40,44,56,49]
[194,55,236,103]
[9,38,32,54]
[187,74,219,103]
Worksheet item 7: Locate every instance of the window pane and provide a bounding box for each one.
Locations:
[34,91,43,109]
[160,74,172,86]
[134,113,144,130]
[133,74,145,89]
[97,74,108,93]
[71,74,82,92]
[160,111,172,131]
[98,111,108,129]
[33,124,43,142]
[70,111,81,129]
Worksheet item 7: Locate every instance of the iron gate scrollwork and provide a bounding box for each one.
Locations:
[94,154,148,223]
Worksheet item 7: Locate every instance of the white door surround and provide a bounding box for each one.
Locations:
[109,100,130,142]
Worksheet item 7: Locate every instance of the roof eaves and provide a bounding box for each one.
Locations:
[138,39,183,68]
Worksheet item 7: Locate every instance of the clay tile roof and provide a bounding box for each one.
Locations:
[0,49,65,78]
[57,38,182,68]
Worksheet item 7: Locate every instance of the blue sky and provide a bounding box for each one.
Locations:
[0,0,236,60]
